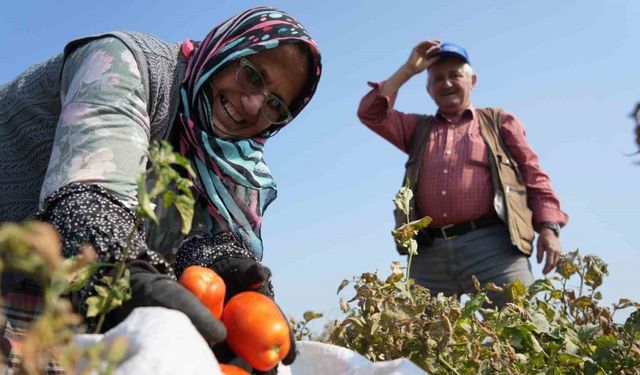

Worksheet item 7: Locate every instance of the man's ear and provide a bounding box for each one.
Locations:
[471,73,478,88]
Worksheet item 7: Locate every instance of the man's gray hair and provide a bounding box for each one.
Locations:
[461,63,474,77]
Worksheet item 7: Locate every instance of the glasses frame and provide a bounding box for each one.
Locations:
[236,58,293,126]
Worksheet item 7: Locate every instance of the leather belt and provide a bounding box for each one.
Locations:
[427,215,503,240]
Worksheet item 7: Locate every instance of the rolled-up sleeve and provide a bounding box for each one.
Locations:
[39,37,150,209]
[500,111,569,229]
[357,81,419,154]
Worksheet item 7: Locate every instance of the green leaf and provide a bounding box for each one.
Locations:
[174,194,195,235]
[65,262,101,293]
[95,285,109,298]
[407,239,418,256]
[337,279,350,294]
[574,296,592,309]
[302,311,323,322]
[345,317,365,329]
[173,152,196,177]
[85,296,104,318]
[405,216,433,231]
[624,309,640,336]
[137,177,158,224]
[506,279,527,303]
[584,256,608,289]
[162,191,176,208]
[393,184,413,216]
[502,325,544,353]
[503,326,525,349]
[530,311,551,334]
[615,299,640,310]
[557,353,584,365]
[577,324,601,343]
[339,298,350,313]
[527,278,554,296]
[461,293,485,319]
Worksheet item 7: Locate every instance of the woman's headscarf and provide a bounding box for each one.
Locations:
[178,7,322,259]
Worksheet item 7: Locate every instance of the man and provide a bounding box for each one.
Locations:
[357,40,568,306]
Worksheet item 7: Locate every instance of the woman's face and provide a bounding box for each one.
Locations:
[208,45,309,140]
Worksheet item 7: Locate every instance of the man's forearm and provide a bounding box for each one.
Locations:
[379,64,415,97]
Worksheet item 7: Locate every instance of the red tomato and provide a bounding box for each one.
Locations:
[219,363,250,375]
[179,265,226,319]
[221,291,291,371]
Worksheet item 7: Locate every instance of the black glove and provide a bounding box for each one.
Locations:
[102,261,227,346]
[175,234,297,371]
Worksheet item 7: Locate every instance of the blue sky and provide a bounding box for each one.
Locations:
[2,0,639,329]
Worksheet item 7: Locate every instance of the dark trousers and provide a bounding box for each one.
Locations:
[409,223,534,307]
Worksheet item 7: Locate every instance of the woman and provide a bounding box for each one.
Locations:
[0,6,322,373]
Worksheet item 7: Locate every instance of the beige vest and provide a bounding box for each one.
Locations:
[394,108,535,255]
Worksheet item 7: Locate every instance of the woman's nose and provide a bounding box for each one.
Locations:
[240,92,265,116]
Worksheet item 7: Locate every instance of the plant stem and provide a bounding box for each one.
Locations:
[405,211,412,282]
[94,217,141,333]
[437,354,461,375]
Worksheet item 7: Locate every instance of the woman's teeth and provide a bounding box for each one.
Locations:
[221,96,243,122]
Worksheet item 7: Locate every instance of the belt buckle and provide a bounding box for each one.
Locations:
[440,224,457,240]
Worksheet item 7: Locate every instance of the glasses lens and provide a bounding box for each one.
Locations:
[237,63,264,93]
[262,95,292,124]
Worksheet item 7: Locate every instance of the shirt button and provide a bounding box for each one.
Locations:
[442,213,448,218]
[445,150,451,155]
[449,137,454,141]
[441,190,447,195]
[443,169,448,174]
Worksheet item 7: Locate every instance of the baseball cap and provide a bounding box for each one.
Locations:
[432,42,471,65]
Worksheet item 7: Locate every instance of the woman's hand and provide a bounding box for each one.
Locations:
[174,234,297,371]
[103,261,227,346]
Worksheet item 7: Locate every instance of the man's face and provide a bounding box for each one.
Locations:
[427,58,477,116]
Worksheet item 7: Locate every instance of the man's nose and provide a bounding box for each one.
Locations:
[240,93,265,116]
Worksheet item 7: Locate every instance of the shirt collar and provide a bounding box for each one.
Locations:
[435,106,476,123]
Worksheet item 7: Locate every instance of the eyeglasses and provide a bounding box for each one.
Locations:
[236,58,293,125]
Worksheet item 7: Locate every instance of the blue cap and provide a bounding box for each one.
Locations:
[433,42,470,65]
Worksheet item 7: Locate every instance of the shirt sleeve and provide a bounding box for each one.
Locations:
[39,36,151,209]
[357,81,420,154]
[500,111,569,229]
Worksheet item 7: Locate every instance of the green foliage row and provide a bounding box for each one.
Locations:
[325,252,640,374]
[309,184,640,374]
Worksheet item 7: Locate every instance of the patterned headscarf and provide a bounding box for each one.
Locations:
[178,7,322,259]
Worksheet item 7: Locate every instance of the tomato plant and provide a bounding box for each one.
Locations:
[179,265,226,319]
[221,291,290,371]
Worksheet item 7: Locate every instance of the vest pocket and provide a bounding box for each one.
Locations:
[504,184,535,254]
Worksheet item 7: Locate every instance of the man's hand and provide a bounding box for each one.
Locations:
[380,39,441,97]
[403,40,442,76]
[536,228,562,274]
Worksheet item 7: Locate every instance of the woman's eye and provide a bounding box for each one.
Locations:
[265,96,281,109]
[247,69,263,87]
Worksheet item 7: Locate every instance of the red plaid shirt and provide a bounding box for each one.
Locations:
[358,82,568,230]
